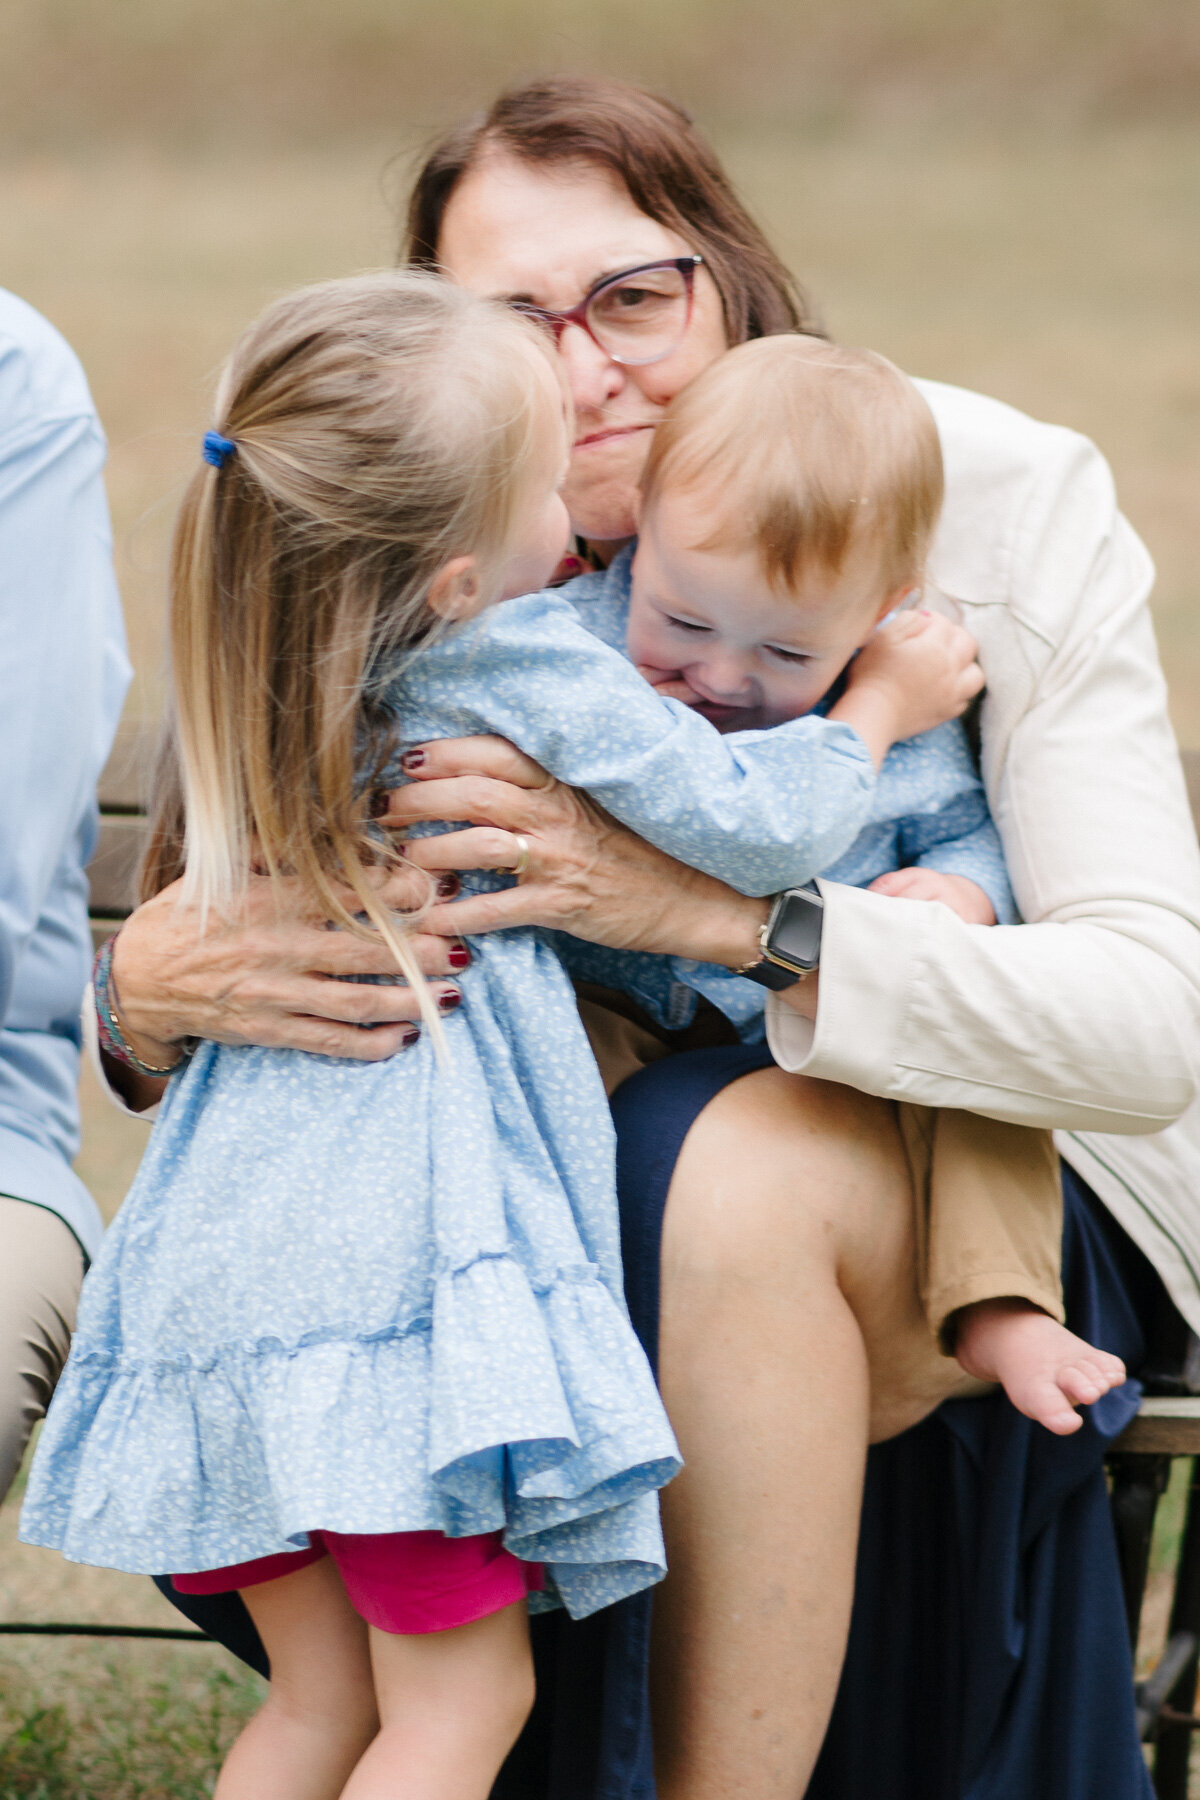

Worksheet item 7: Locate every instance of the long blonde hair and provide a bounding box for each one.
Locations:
[143,271,561,1037]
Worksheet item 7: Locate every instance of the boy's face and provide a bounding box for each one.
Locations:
[628,489,901,734]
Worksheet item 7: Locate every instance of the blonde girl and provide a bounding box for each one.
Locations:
[22,272,974,1800]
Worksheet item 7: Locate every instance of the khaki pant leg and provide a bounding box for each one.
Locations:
[575,994,674,1097]
[0,1195,85,1501]
[896,1107,1064,1352]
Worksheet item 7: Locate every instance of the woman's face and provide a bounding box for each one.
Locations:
[437,152,730,545]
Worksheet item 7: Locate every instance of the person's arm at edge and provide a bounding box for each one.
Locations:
[0,335,133,1154]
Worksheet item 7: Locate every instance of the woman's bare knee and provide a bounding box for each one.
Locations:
[662,1068,908,1295]
[659,1066,969,1440]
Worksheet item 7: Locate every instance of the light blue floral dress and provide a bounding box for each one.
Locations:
[21,581,886,1619]
[22,553,1009,1618]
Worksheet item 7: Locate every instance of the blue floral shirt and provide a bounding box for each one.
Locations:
[546,547,1014,1038]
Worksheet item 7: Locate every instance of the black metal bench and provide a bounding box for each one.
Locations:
[14,727,1200,1788]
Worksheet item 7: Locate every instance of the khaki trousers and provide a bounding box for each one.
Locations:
[576,986,1063,1354]
[0,1194,85,1501]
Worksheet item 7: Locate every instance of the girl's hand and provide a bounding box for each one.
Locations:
[107,866,469,1105]
[831,612,984,766]
[868,867,997,925]
[376,736,769,966]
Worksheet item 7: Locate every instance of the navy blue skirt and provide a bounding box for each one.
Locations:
[160,1042,1163,1799]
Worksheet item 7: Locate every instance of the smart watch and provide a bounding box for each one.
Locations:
[737,882,824,990]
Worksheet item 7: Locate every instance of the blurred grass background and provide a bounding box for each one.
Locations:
[1,4,1199,1790]
[2,0,1199,745]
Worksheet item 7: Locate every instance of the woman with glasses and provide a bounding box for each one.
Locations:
[104,77,1199,1800]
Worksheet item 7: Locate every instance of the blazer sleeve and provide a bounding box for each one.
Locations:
[767,434,1200,1134]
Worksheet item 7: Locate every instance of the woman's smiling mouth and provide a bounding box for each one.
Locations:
[573,423,656,449]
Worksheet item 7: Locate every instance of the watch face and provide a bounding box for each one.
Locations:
[772,889,823,970]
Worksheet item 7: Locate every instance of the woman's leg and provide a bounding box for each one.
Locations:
[651,1066,977,1800]
[341,1602,535,1800]
[215,1557,379,1800]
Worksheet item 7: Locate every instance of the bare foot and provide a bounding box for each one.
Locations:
[953,1298,1127,1435]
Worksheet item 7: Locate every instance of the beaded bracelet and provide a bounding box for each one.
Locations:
[93,934,193,1079]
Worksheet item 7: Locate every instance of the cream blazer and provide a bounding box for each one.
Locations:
[768,379,1200,1332]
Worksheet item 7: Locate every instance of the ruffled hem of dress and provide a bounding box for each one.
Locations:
[19,1249,680,1619]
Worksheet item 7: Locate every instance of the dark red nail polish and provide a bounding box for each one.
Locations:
[437,988,462,1014]
[400,1026,421,1047]
[436,874,460,899]
[368,789,389,818]
[401,749,425,772]
[448,943,471,969]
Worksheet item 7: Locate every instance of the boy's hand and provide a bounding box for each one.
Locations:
[832,612,984,765]
[634,662,705,706]
[868,867,997,924]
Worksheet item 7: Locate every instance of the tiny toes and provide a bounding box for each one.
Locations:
[1082,1354,1124,1386]
[1021,1376,1086,1435]
[1059,1376,1101,1405]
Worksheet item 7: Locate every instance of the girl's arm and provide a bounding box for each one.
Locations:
[397,595,975,897]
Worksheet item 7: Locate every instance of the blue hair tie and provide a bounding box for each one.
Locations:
[203,430,237,469]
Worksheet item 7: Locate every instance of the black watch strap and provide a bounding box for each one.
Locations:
[741,957,804,992]
[737,882,824,989]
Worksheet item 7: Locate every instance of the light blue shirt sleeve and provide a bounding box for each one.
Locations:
[0,291,130,1258]
[392,589,877,896]
[909,819,1016,924]
[865,723,1017,924]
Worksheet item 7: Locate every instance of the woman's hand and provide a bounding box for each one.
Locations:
[108,865,470,1102]
[378,736,770,967]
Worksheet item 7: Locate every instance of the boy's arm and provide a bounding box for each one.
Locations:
[886,722,1017,924]
[908,820,1016,924]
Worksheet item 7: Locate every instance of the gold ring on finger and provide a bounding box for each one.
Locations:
[508,834,532,878]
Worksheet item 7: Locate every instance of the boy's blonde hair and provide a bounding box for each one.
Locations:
[142,271,561,1036]
[641,334,943,598]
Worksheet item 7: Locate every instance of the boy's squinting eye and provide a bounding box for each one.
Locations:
[665,614,713,636]
[766,645,813,665]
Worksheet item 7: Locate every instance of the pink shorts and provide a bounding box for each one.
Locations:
[172,1530,543,1635]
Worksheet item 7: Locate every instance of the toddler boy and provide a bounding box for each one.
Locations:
[577,334,1125,1433]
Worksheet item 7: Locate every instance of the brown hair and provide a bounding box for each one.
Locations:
[641,335,944,596]
[142,271,561,1036]
[404,76,822,345]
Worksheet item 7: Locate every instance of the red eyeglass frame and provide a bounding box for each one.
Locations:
[509,256,704,366]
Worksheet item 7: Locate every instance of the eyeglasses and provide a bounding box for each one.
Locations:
[509,256,703,368]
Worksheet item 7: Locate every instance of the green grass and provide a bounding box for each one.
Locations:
[0,1458,262,1799]
[0,1654,258,1800]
